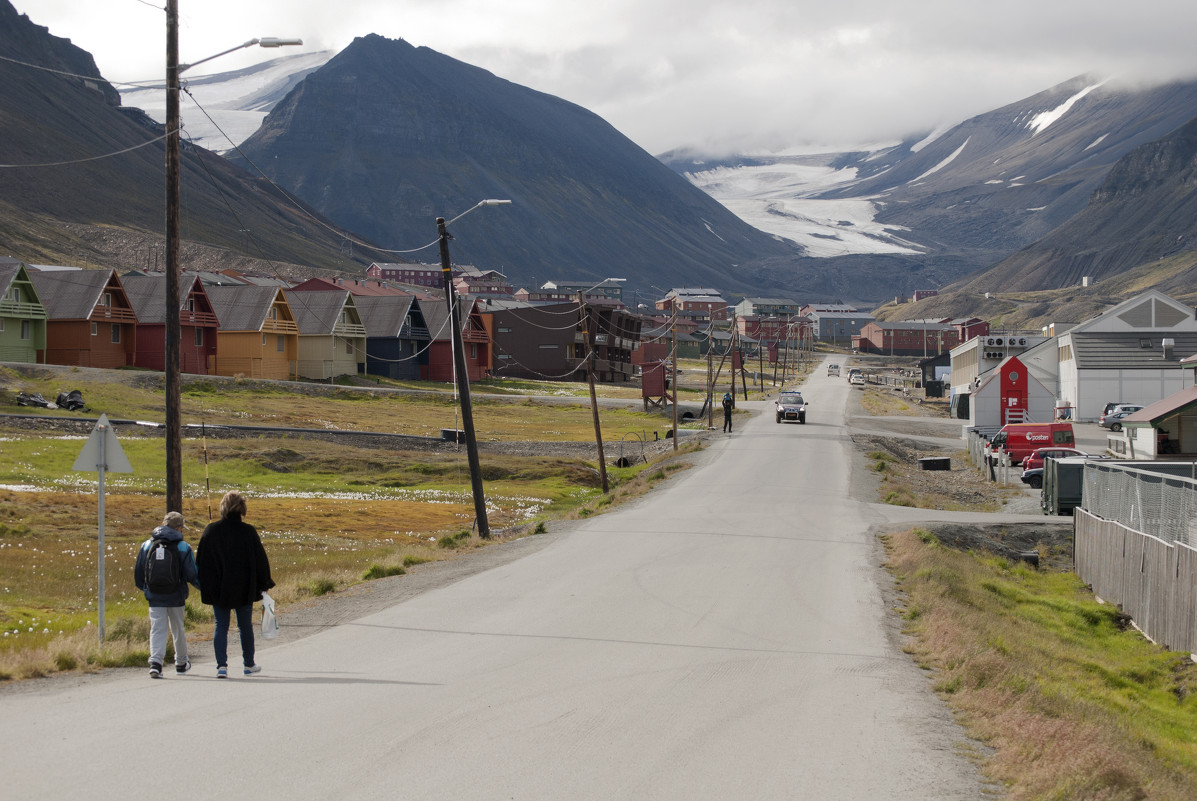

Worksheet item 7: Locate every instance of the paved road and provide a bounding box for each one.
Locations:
[2,364,1024,800]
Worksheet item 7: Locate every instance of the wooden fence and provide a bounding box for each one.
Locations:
[1075,508,1197,653]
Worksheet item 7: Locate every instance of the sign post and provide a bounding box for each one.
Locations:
[73,414,133,642]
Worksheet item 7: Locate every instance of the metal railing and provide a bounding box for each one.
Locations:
[1081,462,1197,547]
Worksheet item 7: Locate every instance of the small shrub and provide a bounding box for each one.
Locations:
[362,563,406,580]
[532,521,547,535]
[304,578,337,596]
[402,555,431,567]
[184,600,212,623]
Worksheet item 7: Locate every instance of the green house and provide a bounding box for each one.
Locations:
[0,260,47,363]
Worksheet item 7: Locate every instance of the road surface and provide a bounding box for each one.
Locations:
[1,364,1020,799]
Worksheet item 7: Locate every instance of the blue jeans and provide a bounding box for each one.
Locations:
[212,604,255,668]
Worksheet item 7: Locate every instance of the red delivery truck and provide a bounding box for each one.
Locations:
[991,422,1075,465]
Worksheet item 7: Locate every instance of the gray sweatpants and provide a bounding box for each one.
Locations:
[148,606,189,667]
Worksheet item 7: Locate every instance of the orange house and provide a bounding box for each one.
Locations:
[28,268,137,368]
[206,285,298,380]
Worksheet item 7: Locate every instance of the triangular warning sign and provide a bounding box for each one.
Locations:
[73,414,133,473]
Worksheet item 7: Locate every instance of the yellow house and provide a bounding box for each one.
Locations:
[206,285,298,380]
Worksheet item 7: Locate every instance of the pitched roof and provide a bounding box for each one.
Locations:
[120,274,208,324]
[206,285,283,331]
[355,294,417,338]
[1069,332,1197,370]
[287,290,354,335]
[1122,386,1197,427]
[28,268,117,319]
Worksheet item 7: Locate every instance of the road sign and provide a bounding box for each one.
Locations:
[73,414,133,642]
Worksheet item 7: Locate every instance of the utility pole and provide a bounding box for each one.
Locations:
[671,314,678,450]
[164,0,182,515]
[438,217,489,538]
[577,291,609,493]
[706,319,714,428]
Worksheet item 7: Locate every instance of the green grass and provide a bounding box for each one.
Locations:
[886,527,1197,800]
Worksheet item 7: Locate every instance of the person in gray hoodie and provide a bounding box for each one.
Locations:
[134,511,200,678]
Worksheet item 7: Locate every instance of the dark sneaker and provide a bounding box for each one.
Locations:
[216,666,228,679]
[176,660,191,675]
[149,662,162,679]
[243,664,261,676]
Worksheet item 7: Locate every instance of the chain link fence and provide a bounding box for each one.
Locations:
[1082,462,1197,547]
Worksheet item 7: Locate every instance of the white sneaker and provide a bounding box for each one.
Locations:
[243,664,262,675]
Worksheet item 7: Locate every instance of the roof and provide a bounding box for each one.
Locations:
[354,294,417,338]
[120,274,209,324]
[206,285,283,331]
[287,290,354,335]
[1122,386,1197,427]
[28,268,117,319]
[870,320,953,331]
[1069,331,1197,370]
[810,310,872,320]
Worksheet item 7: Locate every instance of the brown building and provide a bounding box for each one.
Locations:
[122,273,219,374]
[29,268,137,368]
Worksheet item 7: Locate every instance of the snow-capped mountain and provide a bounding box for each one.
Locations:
[665,74,1197,298]
[119,51,332,153]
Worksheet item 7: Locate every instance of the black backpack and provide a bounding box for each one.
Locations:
[145,537,182,594]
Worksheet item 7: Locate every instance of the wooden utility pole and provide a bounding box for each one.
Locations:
[671,315,678,450]
[164,0,182,515]
[578,292,609,493]
[438,218,489,537]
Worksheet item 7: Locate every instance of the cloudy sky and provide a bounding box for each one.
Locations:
[16,0,1197,155]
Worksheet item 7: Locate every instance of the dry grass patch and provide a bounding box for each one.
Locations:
[885,527,1197,800]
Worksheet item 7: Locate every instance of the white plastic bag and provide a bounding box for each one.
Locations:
[261,593,279,640]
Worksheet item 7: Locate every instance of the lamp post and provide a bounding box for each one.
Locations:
[437,200,512,538]
[576,278,626,494]
[164,0,301,514]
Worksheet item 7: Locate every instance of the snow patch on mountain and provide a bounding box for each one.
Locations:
[684,159,924,257]
[911,137,970,183]
[119,51,333,153]
[1027,79,1108,136]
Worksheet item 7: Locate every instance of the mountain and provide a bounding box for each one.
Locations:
[0,1,376,274]
[119,51,334,155]
[956,113,1197,294]
[666,75,1197,303]
[231,34,800,295]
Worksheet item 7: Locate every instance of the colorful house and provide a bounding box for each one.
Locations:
[122,273,219,374]
[287,289,368,380]
[206,285,298,380]
[0,260,47,363]
[421,296,490,382]
[355,293,430,381]
[28,267,137,368]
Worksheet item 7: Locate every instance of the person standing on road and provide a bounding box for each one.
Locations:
[722,392,734,433]
[197,491,275,679]
[134,511,200,678]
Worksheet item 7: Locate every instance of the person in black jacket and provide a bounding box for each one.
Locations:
[197,491,275,678]
[722,392,734,433]
[134,511,200,678]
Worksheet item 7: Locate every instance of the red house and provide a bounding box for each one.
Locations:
[122,273,219,374]
[421,296,490,382]
[28,268,138,368]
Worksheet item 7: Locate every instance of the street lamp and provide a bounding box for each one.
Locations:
[437,200,512,538]
[576,278,626,494]
[164,0,302,514]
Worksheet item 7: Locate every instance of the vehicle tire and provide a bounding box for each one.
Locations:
[1111,422,1122,432]
[799,415,806,424]
[1029,475,1042,489]
[776,413,781,424]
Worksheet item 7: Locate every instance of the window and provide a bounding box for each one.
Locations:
[5,287,19,303]
[469,344,477,359]
[276,335,285,353]
[99,293,112,307]
[261,333,267,346]
[194,328,203,347]
[20,320,30,340]
[538,344,560,349]
[0,318,4,332]
[91,322,98,336]
[111,324,121,343]
[345,339,353,355]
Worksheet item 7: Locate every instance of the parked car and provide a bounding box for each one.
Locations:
[1022,447,1091,471]
[827,363,840,377]
[849,373,865,386]
[1020,467,1044,489]
[1098,404,1144,432]
[775,391,808,424]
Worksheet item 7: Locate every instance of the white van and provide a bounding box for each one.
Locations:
[827,363,840,377]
